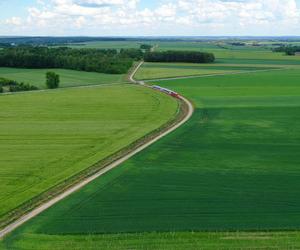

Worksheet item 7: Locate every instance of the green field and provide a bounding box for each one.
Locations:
[3,67,300,249]
[157,42,300,66]
[3,231,300,250]
[0,68,125,89]
[0,84,178,222]
[2,40,300,249]
[70,40,300,67]
[154,41,300,60]
[70,40,300,58]
[135,62,278,80]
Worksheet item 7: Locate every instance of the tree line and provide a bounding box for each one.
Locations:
[144,50,215,63]
[0,47,216,77]
[0,78,38,93]
[273,46,300,55]
[0,47,142,74]
[140,44,153,51]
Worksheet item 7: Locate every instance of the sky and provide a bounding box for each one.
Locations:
[0,0,300,36]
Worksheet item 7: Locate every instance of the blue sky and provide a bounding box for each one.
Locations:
[0,0,160,18]
[1,0,300,36]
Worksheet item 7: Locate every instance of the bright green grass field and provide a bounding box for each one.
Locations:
[135,62,277,80]
[0,84,178,220]
[3,69,300,249]
[0,68,125,89]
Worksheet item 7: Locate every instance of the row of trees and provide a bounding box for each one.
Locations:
[0,47,216,78]
[273,46,300,55]
[0,47,141,74]
[229,42,246,46]
[144,51,215,63]
[140,44,153,51]
[0,72,60,93]
[0,78,38,93]
[119,48,144,60]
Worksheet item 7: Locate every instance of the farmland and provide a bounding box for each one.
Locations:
[135,62,278,80]
[0,68,126,89]
[3,61,300,249]
[3,231,300,249]
[2,39,300,249]
[68,40,300,61]
[0,84,178,225]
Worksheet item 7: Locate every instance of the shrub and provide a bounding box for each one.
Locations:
[0,77,38,92]
[46,72,60,89]
[272,45,300,56]
[10,82,38,92]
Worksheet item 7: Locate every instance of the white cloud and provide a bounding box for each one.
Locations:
[74,16,86,28]
[5,17,22,26]
[75,0,124,6]
[1,0,300,35]
[155,4,176,18]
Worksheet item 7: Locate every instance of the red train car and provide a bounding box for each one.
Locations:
[170,92,180,98]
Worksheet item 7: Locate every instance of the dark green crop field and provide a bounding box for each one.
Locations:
[3,66,300,249]
[0,84,178,222]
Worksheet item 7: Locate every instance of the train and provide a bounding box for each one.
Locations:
[152,85,180,99]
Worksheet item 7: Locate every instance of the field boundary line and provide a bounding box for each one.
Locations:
[0,62,194,239]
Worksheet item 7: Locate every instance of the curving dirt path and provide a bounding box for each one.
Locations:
[0,62,194,239]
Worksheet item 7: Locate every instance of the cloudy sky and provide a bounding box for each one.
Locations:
[0,0,300,36]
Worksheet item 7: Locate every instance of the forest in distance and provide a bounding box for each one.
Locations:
[0,47,216,75]
[0,47,137,74]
